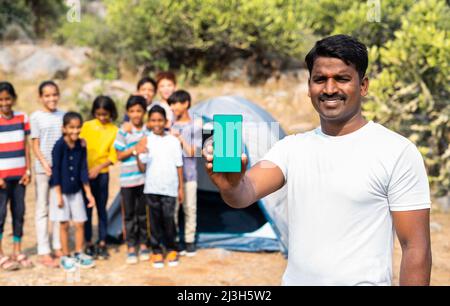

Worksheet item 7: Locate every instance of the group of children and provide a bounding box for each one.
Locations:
[0,71,202,272]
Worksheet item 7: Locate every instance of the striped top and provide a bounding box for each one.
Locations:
[0,112,30,180]
[114,126,146,187]
[30,110,65,174]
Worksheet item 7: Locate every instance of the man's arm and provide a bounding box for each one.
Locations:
[204,144,285,209]
[392,209,432,286]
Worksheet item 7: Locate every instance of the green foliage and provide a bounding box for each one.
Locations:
[101,0,315,81]
[0,0,34,39]
[364,0,450,196]
[54,14,120,80]
[333,0,415,47]
[0,0,65,39]
[296,0,354,36]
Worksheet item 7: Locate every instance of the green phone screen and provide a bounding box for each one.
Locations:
[213,114,243,173]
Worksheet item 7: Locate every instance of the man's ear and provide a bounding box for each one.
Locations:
[360,76,369,97]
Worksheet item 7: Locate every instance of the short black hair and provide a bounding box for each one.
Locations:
[305,34,368,80]
[63,111,83,127]
[38,80,59,96]
[126,95,147,111]
[91,95,118,121]
[137,77,156,91]
[148,104,166,120]
[0,81,17,100]
[167,90,191,108]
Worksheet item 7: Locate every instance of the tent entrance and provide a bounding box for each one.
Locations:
[196,190,267,234]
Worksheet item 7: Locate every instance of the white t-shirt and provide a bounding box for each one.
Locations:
[140,132,183,197]
[262,121,431,286]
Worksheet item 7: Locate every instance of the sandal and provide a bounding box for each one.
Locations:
[38,255,59,269]
[0,255,20,271]
[14,254,34,269]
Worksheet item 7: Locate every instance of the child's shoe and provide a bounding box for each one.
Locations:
[166,251,179,267]
[96,244,109,260]
[85,245,97,259]
[126,253,138,265]
[185,243,197,257]
[60,256,76,272]
[150,253,164,269]
[139,249,151,262]
[74,253,95,269]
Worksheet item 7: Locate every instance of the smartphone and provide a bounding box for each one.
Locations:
[213,114,243,173]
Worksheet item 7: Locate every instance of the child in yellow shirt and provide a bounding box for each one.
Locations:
[80,96,118,260]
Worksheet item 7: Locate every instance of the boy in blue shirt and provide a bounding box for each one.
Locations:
[168,90,202,256]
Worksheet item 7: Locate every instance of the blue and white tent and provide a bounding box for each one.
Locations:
[107,96,288,255]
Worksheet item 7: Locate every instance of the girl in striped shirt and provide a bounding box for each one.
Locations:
[0,82,33,271]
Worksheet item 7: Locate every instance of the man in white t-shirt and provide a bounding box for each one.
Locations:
[203,35,431,286]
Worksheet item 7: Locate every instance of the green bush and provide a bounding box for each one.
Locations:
[364,0,450,196]
[100,0,316,81]
[0,0,65,39]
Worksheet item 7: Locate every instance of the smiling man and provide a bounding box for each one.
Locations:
[203,35,432,286]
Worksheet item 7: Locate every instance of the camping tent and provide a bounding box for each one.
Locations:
[107,96,288,254]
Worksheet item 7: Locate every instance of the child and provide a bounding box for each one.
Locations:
[80,96,118,259]
[0,82,33,271]
[150,71,177,128]
[30,80,65,268]
[136,105,184,268]
[137,77,157,107]
[49,112,96,271]
[123,77,157,122]
[114,96,149,264]
[168,90,202,257]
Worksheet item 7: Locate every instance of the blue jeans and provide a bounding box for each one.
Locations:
[84,173,109,244]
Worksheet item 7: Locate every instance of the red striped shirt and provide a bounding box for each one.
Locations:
[0,112,30,180]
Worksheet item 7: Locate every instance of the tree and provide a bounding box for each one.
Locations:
[364,0,450,196]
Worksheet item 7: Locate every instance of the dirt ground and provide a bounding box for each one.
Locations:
[0,163,448,285]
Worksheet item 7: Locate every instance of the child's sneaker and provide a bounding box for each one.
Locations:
[60,256,76,272]
[85,245,97,259]
[185,243,197,257]
[126,253,138,265]
[166,251,179,267]
[150,253,164,269]
[139,249,151,262]
[74,253,95,269]
[178,244,186,256]
[96,244,109,260]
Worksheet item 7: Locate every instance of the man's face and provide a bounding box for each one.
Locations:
[308,57,368,123]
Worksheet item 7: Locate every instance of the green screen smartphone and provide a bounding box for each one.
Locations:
[213,114,243,173]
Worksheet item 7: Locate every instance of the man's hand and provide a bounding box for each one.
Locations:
[202,137,285,209]
[203,140,248,192]
[0,178,6,189]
